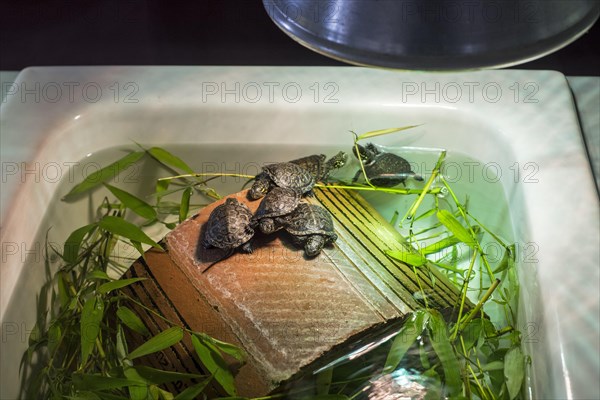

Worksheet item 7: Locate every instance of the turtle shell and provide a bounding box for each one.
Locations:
[203,198,254,249]
[289,154,326,180]
[282,203,336,239]
[253,187,301,221]
[263,162,315,194]
[364,152,415,187]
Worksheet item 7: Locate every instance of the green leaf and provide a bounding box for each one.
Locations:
[127,326,183,360]
[384,310,429,373]
[131,365,205,385]
[316,367,333,395]
[494,244,516,274]
[356,125,421,140]
[117,306,150,336]
[57,272,70,308]
[64,151,145,200]
[80,296,104,367]
[124,367,149,400]
[191,333,236,396]
[47,323,62,356]
[173,377,212,400]
[88,270,111,280]
[148,147,194,174]
[460,319,483,351]
[436,210,476,248]
[421,236,461,255]
[179,187,192,223]
[386,249,427,267]
[482,360,505,371]
[427,310,461,396]
[104,183,157,220]
[504,346,525,399]
[72,373,142,391]
[98,215,161,249]
[67,391,102,400]
[98,277,146,294]
[64,224,97,264]
[195,332,246,363]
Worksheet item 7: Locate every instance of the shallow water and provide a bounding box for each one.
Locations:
[5,143,515,398]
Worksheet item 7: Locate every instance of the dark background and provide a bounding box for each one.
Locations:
[1,0,598,74]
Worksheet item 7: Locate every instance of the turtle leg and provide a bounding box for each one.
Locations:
[352,169,363,183]
[305,235,326,257]
[241,239,253,254]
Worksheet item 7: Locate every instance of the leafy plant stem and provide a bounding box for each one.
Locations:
[458,279,501,333]
[406,150,446,221]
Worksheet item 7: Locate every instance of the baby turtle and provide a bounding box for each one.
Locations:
[252,187,302,234]
[352,143,423,187]
[202,198,254,271]
[277,203,338,257]
[289,151,348,182]
[248,162,315,200]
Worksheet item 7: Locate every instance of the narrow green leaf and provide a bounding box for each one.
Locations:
[421,236,460,255]
[72,373,142,391]
[179,187,192,223]
[173,377,212,400]
[88,270,111,280]
[98,215,161,249]
[67,392,101,400]
[427,310,461,396]
[414,208,437,222]
[131,365,205,385]
[356,125,421,140]
[386,249,427,267]
[316,367,333,395]
[384,310,429,373]
[47,323,62,356]
[148,147,194,174]
[195,332,246,363]
[80,296,104,367]
[117,306,150,336]
[57,272,70,308]
[64,224,96,263]
[504,346,525,399]
[104,183,157,220]
[98,277,146,294]
[93,391,130,400]
[191,334,237,396]
[124,367,149,400]
[127,326,183,360]
[494,244,516,274]
[64,151,145,200]
[436,210,476,247]
[460,319,483,351]
[482,360,505,371]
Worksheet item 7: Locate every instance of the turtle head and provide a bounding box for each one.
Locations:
[352,144,375,164]
[327,151,348,170]
[304,235,326,257]
[248,176,270,200]
[259,218,277,234]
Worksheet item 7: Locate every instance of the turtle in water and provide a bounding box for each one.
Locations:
[202,197,254,271]
[248,162,315,200]
[252,187,302,234]
[352,143,423,187]
[277,203,338,257]
[289,151,348,182]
